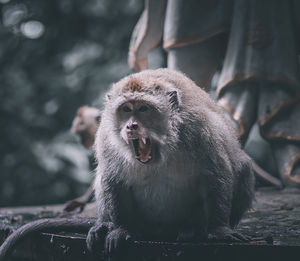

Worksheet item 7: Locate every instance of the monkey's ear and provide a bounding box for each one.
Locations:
[167,91,179,111]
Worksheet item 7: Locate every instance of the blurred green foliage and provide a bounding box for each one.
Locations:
[0,0,143,207]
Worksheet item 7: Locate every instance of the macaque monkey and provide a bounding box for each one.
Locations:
[0,69,254,260]
[63,106,101,213]
[86,69,255,255]
[0,106,102,260]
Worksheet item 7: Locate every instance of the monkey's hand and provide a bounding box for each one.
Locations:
[63,200,86,213]
[208,226,250,242]
[86,222,114,254]
[105,227,132,255]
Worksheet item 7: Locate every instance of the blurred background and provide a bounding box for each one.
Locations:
[0,0,146,207]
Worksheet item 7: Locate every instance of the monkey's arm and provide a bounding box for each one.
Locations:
[63,186,94,213]
[87,178,136,254]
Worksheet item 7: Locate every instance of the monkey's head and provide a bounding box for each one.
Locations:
[72,106,101,149]
[102,73,182,165]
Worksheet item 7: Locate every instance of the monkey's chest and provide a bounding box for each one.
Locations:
[132,178,196,225]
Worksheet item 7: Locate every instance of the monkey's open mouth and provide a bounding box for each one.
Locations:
[131,138,152,163]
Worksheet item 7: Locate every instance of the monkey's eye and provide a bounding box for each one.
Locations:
[138,105,148,112]
[123,106,132,112]
[95,115,101,122]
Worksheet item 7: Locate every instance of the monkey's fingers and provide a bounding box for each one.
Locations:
[87,222,114,253]
[104,228,132,255]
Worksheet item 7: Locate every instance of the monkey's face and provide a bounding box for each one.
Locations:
[105,75,181,165]
[71,106,101,149]
[116,100,167,164]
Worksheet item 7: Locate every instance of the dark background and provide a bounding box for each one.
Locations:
[0,0,145,207]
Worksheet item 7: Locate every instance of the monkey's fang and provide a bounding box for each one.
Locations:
[132,138,152,163]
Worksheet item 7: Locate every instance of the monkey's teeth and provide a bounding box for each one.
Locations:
[141,137,146,145]
[125,138,129,145]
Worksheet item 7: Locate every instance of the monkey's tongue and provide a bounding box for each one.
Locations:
[132,138,152,163]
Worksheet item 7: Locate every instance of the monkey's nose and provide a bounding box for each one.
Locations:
[127,122,138,130]
[132,122,138,130]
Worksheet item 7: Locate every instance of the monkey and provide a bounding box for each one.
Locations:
[63,106,101,213]
[0,107,102,260]
[0,69,254,260]
[86,68,255,255]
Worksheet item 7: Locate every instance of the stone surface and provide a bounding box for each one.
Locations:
[1,187,300,260]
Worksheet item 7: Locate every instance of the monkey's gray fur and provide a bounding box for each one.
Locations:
[87,68,255,254]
